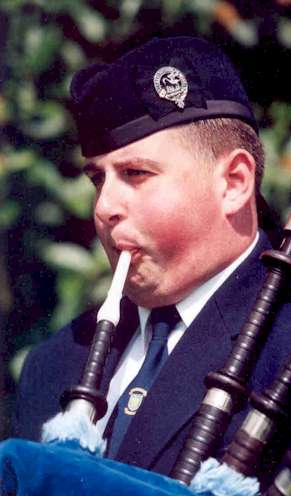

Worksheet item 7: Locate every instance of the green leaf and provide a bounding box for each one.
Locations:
[269,102,291,126]
[27,164,93,218]
[61,175,95,218]
[187,0,216,14]
[0,94,10,124]
[73,7,107,43]
[50,272,85,330]
[40,242,97,275]
[0,0,26,11]
[35,201,65,226]
[61,41,86,71]
[24,25,63,75]
[278,18,291,48]
[91,274,111,302]
[92,241,111,273]
[6,149,38,172]
[229,20,258,47]
[283,136,291,156]
[268,102,291,148]
[29,0,83,14]
[0,201,21,228]
[22,101,68,139]
[27,159,64,191]
[262,164,291,217]
[16,82,37,117]
[120,0,143,18]
[162,0,184,21]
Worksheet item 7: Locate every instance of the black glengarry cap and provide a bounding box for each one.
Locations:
[70,36,257,157]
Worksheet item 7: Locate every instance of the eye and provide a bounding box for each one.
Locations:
[123,168,150,177]
[88,170,105,187]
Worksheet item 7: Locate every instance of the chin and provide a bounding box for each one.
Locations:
[125,282,156,307]
[124,283,177,308]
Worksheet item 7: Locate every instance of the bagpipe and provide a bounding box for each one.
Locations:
[0,217,291,496]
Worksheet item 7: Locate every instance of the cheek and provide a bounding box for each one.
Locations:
[137,193,196,253]
[136,178,218,256]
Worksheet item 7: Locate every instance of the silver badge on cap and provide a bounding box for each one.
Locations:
[153,66,188,109]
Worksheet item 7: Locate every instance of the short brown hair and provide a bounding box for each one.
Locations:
[177,118,264,194]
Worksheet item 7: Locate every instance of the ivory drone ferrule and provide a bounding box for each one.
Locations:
[97,250,132,326]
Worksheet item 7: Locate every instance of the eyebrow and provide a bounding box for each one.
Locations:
[115,158,160,169]
[83,157,160,175]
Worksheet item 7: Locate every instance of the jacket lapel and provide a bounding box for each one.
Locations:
[116,297,232,468]
[115,232,271,469]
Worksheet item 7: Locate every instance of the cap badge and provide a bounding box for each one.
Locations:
[153,66,188,109]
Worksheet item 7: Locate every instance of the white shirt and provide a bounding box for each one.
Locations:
[97,233,259,436]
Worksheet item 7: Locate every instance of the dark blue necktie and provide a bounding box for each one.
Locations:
[106,305,180,458]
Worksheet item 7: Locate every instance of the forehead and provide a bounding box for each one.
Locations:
[86,127,187,166]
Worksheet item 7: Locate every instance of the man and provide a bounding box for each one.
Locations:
[13,37,291,486]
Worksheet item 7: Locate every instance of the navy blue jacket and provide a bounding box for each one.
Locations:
[13,232,291,486]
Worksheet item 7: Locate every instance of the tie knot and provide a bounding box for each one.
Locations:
[149,305,180,330]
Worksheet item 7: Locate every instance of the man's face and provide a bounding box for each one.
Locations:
[84,128,224,308]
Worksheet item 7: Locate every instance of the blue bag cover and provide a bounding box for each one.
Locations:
[0,438,194,496]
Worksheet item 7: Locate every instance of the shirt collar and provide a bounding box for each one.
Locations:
[138,232,259,336]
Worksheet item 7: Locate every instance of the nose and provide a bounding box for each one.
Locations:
[94,177,126,226]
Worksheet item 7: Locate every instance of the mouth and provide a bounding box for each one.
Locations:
[113,242,142,265]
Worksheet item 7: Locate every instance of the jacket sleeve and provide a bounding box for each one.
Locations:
[12,346,46,441]
[12,316,93,442]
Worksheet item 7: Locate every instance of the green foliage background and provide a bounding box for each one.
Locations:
[1,0,291,438]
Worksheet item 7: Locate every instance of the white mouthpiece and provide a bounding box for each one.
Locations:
[97,250,131,325]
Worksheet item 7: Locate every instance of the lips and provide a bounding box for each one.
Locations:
[113,241,142,264]
[115,242,138,251]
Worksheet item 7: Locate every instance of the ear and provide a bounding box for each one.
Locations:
[217,149,256,216]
